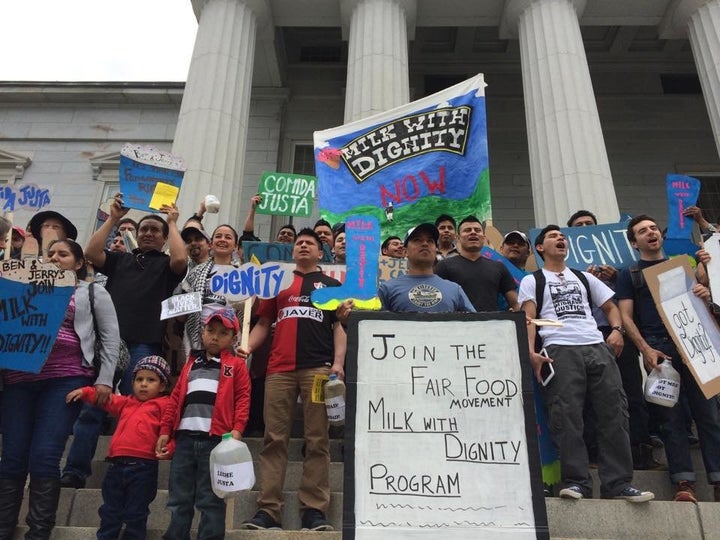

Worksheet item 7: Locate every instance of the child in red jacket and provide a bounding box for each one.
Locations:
[156,306,251,540]
[66,355,172,540]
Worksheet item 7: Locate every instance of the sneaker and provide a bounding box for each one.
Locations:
[558,485,584,500]
[301,509,333,531]
[613,486,654,503]
[238,510,282,530]
[649,435,664,448]
[674,481,697,503]
[59,473,85,489]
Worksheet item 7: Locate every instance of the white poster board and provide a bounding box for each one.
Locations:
[344,312,548,540]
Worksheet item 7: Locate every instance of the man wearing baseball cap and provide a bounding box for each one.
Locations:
[378,223,475,313]
[499,230,531,271]
[180,223,211,269]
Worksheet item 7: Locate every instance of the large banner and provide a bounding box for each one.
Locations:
[528,222,638,270]
[344,311,548,540]
[314,74,490,240]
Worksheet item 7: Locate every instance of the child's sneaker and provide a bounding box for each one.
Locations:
[301,509,333,531]
[613,486,654,503]
[238,510,282,530]
[558,485,584,499]
[674,481,697,503]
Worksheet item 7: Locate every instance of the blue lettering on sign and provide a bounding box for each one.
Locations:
[0,184,52,212]
[210,263,291,300]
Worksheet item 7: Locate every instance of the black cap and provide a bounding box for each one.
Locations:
[180,225,211,243]
[28,211,78,241]
[404,223,439,246]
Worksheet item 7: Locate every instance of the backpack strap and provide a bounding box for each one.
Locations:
[630,265,644,291]
[533,269,546,315]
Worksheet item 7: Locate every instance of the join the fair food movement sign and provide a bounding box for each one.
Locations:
[314,74,491,240]
[343,311,549,540]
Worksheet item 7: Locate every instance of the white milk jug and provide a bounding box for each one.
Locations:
[209,433,255,499]
[644,360,680,407]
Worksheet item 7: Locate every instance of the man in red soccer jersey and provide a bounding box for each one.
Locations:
[239,228,345,532]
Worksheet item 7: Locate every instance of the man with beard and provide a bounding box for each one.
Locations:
[519,224,653,503]
[181,223,211,269]
[616,215,720,503]
[435,216,519,311]
[499,231,531,271]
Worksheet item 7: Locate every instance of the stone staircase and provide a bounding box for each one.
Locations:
[4,436,720,539]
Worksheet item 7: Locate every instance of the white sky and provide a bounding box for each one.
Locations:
[0,0,198,82]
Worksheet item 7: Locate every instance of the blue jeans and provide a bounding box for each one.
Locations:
[163,433,225,540]
[0,376,90,479]
[97,459,158,540]
[647,335,720,484]
[63,342,161,481]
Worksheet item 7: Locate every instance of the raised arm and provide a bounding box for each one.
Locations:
[86,192,128,268]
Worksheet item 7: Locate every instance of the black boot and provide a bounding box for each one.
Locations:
[632,443,666,471]
[0,478,26,540]
[25,477,60,540]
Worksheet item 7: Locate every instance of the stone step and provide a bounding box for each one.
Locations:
[78,460,345,491]
[57,435,345,463]
[9,496,720,539]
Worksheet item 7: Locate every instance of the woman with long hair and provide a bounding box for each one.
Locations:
[0,238,120,540]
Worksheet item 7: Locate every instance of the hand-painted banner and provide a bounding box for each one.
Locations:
[314,74,490,241]
[244,241,334,264]
[480,246,527,287]
[529,222,639,270]
[311,215,381,310]
[0,258,75,372]
[0,183,52,213]
[256,172,316,217]
[209,262,294,302]
[119,143,186,213]
[665,174,702,257]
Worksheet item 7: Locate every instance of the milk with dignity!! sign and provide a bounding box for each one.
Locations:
[344,311,548,540]
[314,74,490,241]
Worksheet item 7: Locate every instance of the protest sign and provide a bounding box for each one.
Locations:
[378,255,408,284]
[119,143,186,213]
[643,257,720,398]
[343,311,548,540]
[529,222,638,270]
[665,174,701,257]
[311,215,381,310]
[256,172,316,217]
[314,74,490,241]
[0,183,52,213]
[160,292,203,320]
[209,263,294,302]
[705,233,720,305]
[0,258,76,372]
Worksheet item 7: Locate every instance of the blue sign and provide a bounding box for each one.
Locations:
[528,222,639,270]
[118,155,185,213]
[244,241,333,264]
[0,259,75,373]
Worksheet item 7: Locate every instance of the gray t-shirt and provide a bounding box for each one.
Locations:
[378,274,476,313]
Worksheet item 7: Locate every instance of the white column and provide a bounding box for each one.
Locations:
[173,0,270,229]
[500,0,619,226]
[662,0,720,159]
[341,0,415,122]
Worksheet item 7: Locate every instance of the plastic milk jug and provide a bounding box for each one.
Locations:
[644,361,680,407]
[209,433,255,499]
[204,194,221,213]
[324,374,346,426]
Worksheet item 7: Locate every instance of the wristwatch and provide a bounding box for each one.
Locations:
[611,326,626,336]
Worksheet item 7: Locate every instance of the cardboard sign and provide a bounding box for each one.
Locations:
[378,255,408,284]
[243,241,334,264]
[529,222,639,270]
[160,292,203,320]
[314,74,491,241]
[0,183,52,212]
[643,257,720,398]
[0,258,76,372]
[311,215,381,310]
[344,311,548,540]
[664,174,702,257]
[209,263,294,302]
[256,172,317,217]
[705,233,720,304]
[119,143,186,213]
